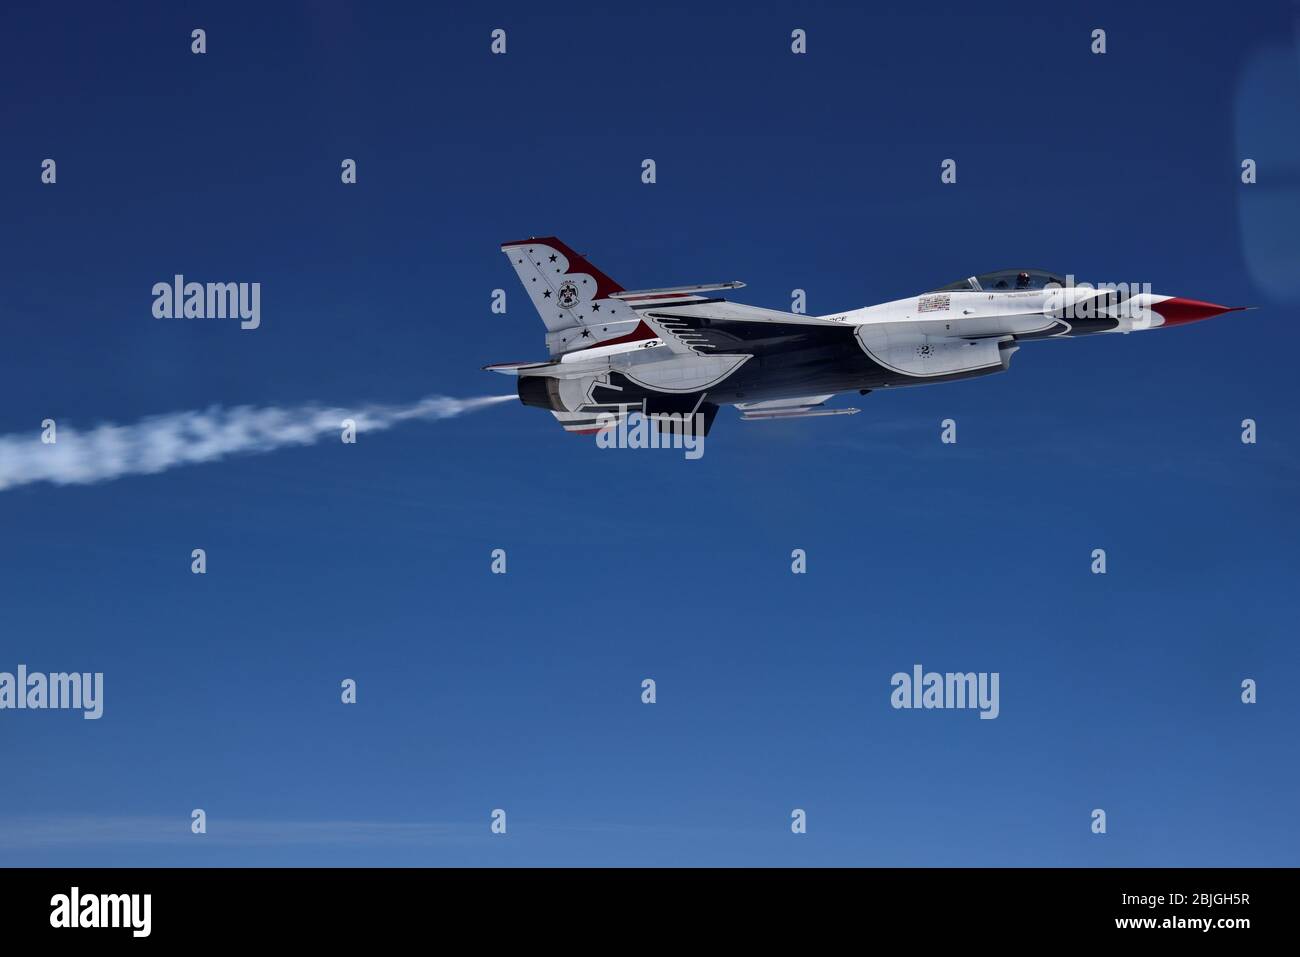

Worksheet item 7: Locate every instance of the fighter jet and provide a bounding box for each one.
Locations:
[486,237,1247,436]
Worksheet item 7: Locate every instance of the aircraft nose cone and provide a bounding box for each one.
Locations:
[1153,297,1245,327]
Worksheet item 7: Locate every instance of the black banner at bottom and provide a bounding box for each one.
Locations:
[0,867,1287,943]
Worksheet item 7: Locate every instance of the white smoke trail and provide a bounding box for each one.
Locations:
[0,394,516,492]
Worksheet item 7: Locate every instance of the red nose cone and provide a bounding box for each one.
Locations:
[1156,297,1244,327]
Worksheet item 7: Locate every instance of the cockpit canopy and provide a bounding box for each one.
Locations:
[933,268,1066,292]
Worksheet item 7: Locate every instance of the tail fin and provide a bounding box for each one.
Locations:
[501,237,644,354]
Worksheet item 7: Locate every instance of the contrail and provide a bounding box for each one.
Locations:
[0,394,516,492]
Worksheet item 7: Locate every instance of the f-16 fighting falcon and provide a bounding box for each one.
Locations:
[486,237,1248,436]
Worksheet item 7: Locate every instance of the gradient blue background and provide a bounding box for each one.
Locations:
[2,0,1297,865]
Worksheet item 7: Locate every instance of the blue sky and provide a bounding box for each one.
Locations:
[1,0,1297,865]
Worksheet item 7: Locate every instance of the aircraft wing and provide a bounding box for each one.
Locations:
[645,300,850,329]
[636,301,853,361]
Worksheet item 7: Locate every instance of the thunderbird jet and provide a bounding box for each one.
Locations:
[486,237,1246,436]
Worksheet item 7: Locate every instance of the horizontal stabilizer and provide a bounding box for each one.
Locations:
[610,282,745,301]
[483,358,561,375]
[550,406,633,434]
